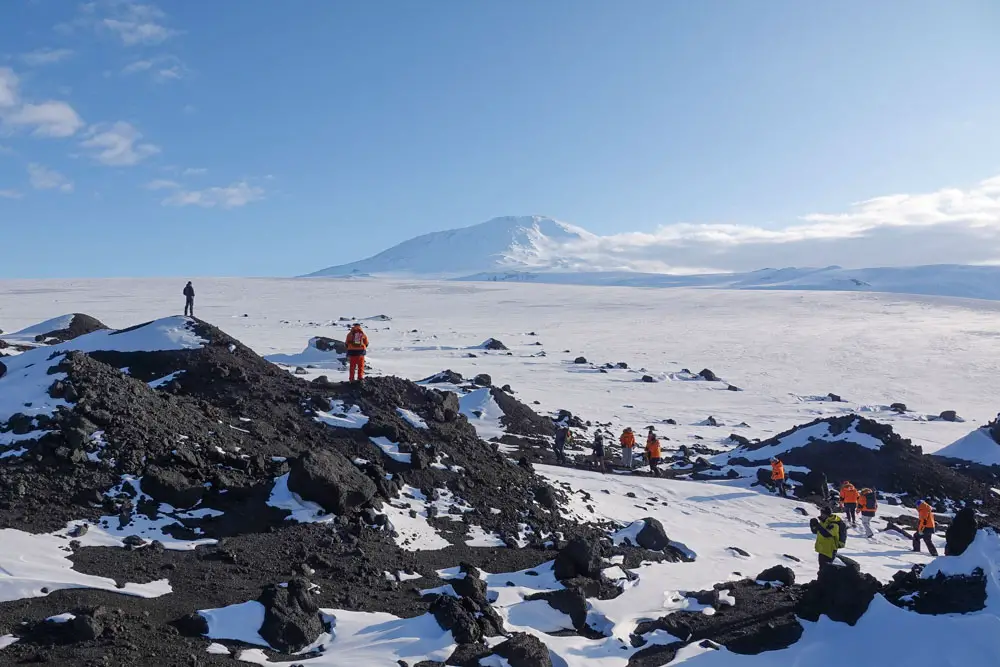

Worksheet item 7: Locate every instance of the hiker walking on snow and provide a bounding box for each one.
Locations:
[592,430,608,473]
[810,506,841,573]
[858,487,877,538]
[840,481,859,527]
[183,281,195,317]
[345,323,369,383]
[913,500,938,556]
[553,425,571,465]
[770,457,787,498]
[619,427,636,469]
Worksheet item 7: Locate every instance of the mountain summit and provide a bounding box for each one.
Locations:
[303,215,595,278]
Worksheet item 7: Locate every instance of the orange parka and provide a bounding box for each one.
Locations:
[917,501,936,532]
[771,460,785,481]
[840,483,859,504]
[620,430,636,449]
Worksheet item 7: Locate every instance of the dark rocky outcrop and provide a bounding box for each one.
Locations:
[946,507,978,556]
[635,518,670,551]
[756,565,795,587]
[258,578,328,652]
[36,314,109,344]
[312,336,347,354]
[472,374,492,387]
[481,338,508,351]
[492,633,553,667]
[288,449,377,515]
[553,537,602,580]
[142,465,205,509]
[796,562,881,625]
[698,369,719,381]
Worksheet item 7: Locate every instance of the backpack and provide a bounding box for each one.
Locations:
[351,331,365,345]
[834,517,848,547]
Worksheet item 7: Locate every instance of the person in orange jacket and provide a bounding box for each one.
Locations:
[840,481,859,527]
[913,500,938,555]
[770,458,786,498]
[620,428,636,469]
[345,323,369,383]
[858,487,877,538]
[645,435,662,477]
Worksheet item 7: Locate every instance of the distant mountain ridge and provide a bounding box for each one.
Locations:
[303,215,1000,301]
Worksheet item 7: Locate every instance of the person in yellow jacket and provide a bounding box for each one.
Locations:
[913,500,938,556]
[810,506,841,572]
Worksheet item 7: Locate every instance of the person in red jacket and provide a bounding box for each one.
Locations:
[345,323,369,383]
[619,428,636,469]
[913,500,938,556]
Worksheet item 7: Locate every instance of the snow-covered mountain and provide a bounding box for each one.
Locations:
[304,215,595,278]
[304,216,1000,301]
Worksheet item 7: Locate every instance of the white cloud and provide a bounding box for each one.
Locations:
[144,178,179,190]
[60,1,177,46]
[0,189,23,199]
[536,174,1000,272]
[20,48,75,66]
[80,121,160,166]
[0,68,19,108]
[162,181,264,209]
[121,54,186,81]
[28,163,73,193]
[182,167,206,176]
[5,101,85,138]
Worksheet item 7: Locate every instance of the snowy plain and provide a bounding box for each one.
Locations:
[1,277,1000,665]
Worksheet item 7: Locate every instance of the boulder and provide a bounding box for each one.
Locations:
[883,564,987,615]
[421,369,464,384]
[945,507,978,556]
[641,375,657,383]
[705,416,719,426]
[526,587,588,630]
[472,374,492,387]
[938,410,959,422]
[827,393,844,402]
[756,565,795,586]
[429,596,488,645]
[636,517,670,551]
[573,356,588,364]
[890,402,908,413]
[492,633,553,667]
[553,537,602,580]
[796,561,881,625]
[288,450,377,515]
[482,338,508,351]
[312,336,347,354]
[142,466,205,509]
[533,485,559,510]
[258,578,327,653]
[698,369,719,381]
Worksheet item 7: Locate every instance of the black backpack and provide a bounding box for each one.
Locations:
[835,517,848,547]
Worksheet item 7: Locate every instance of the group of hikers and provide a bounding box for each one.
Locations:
[552,424,664,476]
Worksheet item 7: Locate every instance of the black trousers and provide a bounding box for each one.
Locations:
[184,296,194,316]
[775,479,787,497]
[913,528,938,555]
[844,503,857,524]
[818,553,835,572]
[553,442,565,464]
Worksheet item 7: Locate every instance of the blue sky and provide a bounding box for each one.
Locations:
[1,0,999,278]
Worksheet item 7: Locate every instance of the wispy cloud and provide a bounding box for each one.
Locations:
[162,181,264,209]
[81,121,160,166]
[144,178,179,190]
[182,167,206,176]
[0,189,23,199]
[28,163,73,193]
[0,67,85,137]
[19,48,75,67]
[121,54,186,81]
[60,1,178,46]
[0,68,19,108]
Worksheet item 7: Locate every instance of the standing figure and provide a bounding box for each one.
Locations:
[183,281,195,317]
[913,500,938,556]
[840,481,859,527]
[645,435,662,477]
[345,323,369,383]
[619,427,636,469]
[770,457,787,498]
[858,487,877,538]
[553,425,570,465]
[592,431,608,473]
[810,506,841,573]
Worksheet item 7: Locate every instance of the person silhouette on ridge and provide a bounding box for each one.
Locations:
[183,282,195,317]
